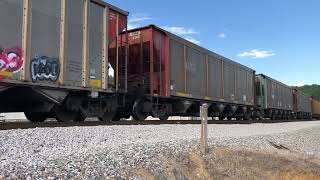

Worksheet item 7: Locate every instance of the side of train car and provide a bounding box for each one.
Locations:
[0,0,129,122]
[293,89,312,119]
[255,74,313,119]
[312,98,320,119]
[121,25,314,121]
[123,25,255,121]
[255,74,295,120]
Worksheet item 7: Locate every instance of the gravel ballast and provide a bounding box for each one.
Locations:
[1,121,320,179]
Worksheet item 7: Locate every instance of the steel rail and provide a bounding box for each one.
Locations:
[0,119,315,131]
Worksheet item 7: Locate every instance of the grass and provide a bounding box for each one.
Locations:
[132,148,320,180]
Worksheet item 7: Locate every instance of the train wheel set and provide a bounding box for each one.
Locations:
[0,0,318,123]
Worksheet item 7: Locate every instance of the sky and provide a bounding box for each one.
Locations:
[106,0,320,86]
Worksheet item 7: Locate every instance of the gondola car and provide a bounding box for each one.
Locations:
[311,98,320,119]
[123,25,255,121]
[0,0,129,122]
[255,74,294,120]
[293,89,312,119]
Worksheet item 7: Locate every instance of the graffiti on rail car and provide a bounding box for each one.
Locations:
[30,56,60,82]
[0,47,23,80]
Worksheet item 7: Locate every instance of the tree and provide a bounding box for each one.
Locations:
[299,84,320,100]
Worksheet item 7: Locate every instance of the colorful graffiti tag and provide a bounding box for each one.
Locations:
[30,56,60,82]
[0,47,23,80]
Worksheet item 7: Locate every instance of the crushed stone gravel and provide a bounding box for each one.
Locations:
[1,121,320,179]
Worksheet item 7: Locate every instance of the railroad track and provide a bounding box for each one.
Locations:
[0,119,315,130]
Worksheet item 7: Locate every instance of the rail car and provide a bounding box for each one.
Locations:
[311,98,320,119]
[255,74,312,120]
[255,74,294,120]
[121,25,255,121]
[0,0,129,122]
[293,89,312,119]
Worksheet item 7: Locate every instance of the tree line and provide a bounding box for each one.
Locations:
[299,84,320,100]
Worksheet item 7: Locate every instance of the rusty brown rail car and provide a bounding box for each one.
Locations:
[122,25,255,121]
[311,98,320,119]
[0,0,129,122]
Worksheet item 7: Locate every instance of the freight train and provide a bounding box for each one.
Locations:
[121,25,315,121]
[0,0,318,122]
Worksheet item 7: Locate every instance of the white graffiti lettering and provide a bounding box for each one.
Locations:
[30,56,60,82]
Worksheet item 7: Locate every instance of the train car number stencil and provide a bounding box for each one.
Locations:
[30,56,60,82]
[0,47,23,80]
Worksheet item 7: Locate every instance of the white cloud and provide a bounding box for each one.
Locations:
[161,26,198,35]
[185,38,201,45]
[218,33,227,38]
[127,23,139,30]
[128,14,152,30]
[126,14,201,44]
[129,17,152,24]
[162,26,200,44]
[238,49,276,59]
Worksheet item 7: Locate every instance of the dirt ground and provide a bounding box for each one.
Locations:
[133,148,320,180]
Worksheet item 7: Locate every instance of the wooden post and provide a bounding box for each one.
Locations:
[200,103,208,154]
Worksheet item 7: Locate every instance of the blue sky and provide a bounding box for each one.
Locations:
[106,0,320,86]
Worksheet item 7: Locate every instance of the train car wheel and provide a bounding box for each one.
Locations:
[132,99,149,121]
[74,113,86,122]
[156,104,171,121]
[24,112,47,122]
[99,111,116,122]
[54,107,78,122]
[243,113,251,120]
[236,116,243,120]
[112,113,121,121]
[159,113,170,121]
